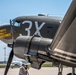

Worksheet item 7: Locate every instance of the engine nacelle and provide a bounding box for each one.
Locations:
[14,36,52,69]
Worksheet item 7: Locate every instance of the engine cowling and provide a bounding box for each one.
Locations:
[14,36,52,69]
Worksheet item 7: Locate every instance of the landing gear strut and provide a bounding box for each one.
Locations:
[72,67,75,75]
[58,64,63,75]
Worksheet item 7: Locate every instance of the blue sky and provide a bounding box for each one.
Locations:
[0,0,72,61]
[0,0,72,24]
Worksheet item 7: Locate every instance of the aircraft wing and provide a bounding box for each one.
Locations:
[50,0,76,66]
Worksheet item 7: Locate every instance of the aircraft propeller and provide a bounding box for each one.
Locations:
[10,19,14,41]
[4,43,14,75]
[4,20,14,75]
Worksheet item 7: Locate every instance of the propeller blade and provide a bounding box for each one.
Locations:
[4,49,14,75]
[10,19,14,42]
